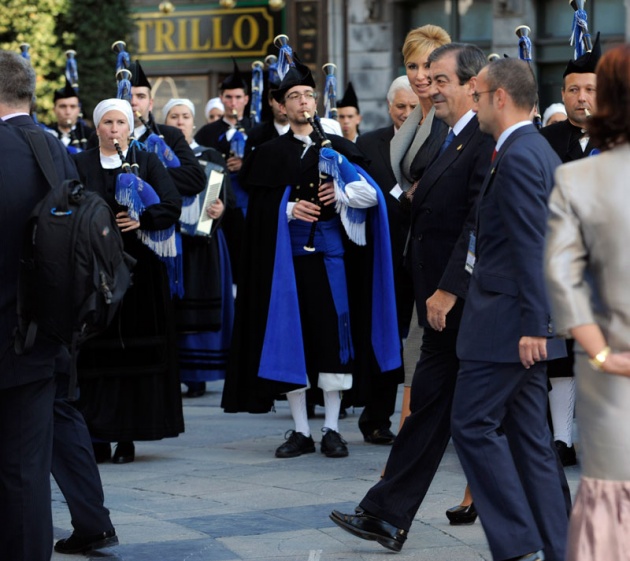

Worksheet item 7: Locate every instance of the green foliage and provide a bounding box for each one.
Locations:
[0,0,135,124]
[59,0,135,122]
[0,0,72,122]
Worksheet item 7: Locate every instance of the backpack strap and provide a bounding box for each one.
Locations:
[20,127,60,190]
[14,128,61,356]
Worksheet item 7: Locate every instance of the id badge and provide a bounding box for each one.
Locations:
[465,231,476,274]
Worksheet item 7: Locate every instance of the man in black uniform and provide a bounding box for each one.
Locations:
[222,58,400,459]
[540,34,601,467]
[48,78,93,152]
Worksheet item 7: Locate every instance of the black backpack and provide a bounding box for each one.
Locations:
[15,127,135,398]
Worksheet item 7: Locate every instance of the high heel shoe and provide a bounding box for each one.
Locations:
[445,502,477,525]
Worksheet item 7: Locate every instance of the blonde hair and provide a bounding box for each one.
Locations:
[402,25,451,64]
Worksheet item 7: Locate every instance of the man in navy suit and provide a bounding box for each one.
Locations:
[451,58,569,561]
[330,43,495,552]
[0,50,79,561]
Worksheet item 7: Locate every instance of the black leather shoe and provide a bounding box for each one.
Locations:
[112,441,135,464]
[92,442,111,464]
[185,382,206,398]
[555,440,577,467]
[363,428,396,445]
[321,429,349,457]
[54,529,118,554]
[330,510,407,552]
[445,502,478,525]
[275,430,316,458]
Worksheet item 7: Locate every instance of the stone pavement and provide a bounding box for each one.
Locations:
[51,380,580,561]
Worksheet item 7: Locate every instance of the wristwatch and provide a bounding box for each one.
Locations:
[588,346,611,371]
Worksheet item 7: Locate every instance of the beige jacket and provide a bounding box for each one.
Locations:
[545,143,630,350]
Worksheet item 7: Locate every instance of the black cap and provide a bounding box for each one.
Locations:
[129,60,152,89]
[563,32,601,77]
[220,58,248,92]
[53,78,79,103]
[271,56,316,102]
[337,82,360,112]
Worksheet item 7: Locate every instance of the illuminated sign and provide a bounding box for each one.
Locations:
[133,6,278,61]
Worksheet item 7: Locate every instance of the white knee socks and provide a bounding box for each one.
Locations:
[323,390,341,433]
[287,390,311,437]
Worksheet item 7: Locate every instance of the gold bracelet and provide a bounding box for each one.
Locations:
[588,346,611,371]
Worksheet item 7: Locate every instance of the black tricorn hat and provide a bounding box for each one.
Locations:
[220,58,248,92]
[563,32,601,77]
[337,82,360,112]
[129,60,152,89]
[53,77,79,103]
[271,56,316,102]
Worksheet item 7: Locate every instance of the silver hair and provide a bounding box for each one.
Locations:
[387,76,414,105]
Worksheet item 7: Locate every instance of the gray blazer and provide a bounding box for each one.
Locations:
[390,105,436,192]
[545,143,630,351]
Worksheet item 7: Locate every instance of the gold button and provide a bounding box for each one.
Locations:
[295,198,300,202]
[296,185,301,190]
[309,182,315,187]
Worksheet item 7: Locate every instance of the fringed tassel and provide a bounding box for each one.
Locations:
[230,130,247,159]
[338,311,354,365]
[339,207,367,246]
[116,78,132,102]
[277,43,294,80]
[518,35,532,63]
[180,195,200,227]
[165,233,185,298]
[570,9,589,59]
[139,226,177,258]
[145,134,181,169]
[115,176,144,221]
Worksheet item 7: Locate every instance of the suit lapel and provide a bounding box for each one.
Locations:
[378,126,395,167]
[412,116,479,209]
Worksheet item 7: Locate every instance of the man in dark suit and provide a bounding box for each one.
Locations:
[451,58,569,561]
[355,76,417,444]
[330,43,494,551]
[0,49,81,561]
[47,77,93,152]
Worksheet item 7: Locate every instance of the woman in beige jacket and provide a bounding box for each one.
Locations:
[545,44,630,561]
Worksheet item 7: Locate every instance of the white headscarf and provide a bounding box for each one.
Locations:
[204,97,224,119]
[542,103,567,127]
[162,98,196,121]
[93,98,134,131]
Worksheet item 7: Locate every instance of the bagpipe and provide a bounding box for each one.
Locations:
[110,42,181,295]
[112,40,180,169]
[265,54,280,89]
[64,49,89,152]
[570,0,593,59]
[514,25,543,129]
[250,60,264,124]
[322,63,338,120]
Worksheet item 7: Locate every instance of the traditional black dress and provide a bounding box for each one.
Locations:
[176,144,234,383]
[73,148,184,441]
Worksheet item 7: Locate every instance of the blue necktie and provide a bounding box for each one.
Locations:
[439,129,455,156]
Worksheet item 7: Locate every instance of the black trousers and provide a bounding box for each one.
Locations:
[359,327,459,530]
[52,372,114,536]
[0,377,55,561]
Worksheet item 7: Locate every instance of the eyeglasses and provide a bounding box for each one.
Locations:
[285,91,317,102]
[472,90,497,103]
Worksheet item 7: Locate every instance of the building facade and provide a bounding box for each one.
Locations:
[131,0,628,131]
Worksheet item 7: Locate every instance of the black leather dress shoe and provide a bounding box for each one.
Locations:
[275,430,316,458]
[555,440,577,467]
[54,529,118,554]
[321,429,349,457]
[112,441,135,464]
[363,428,396,445]
[330,509,407,552]
[445,502,478,525]
[185,382,206,398]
